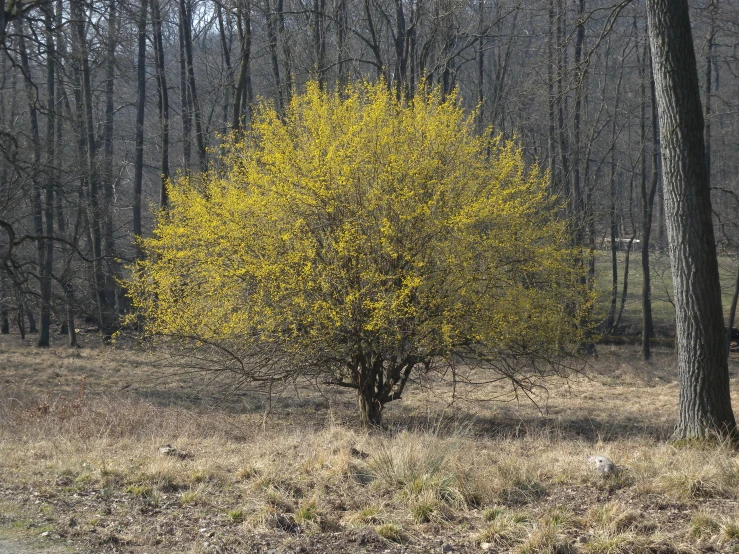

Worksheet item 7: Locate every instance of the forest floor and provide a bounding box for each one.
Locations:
[2,333,739,553]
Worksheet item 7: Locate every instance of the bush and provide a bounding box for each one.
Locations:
[129,81,591,426]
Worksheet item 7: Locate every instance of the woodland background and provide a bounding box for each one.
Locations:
[0,0,737,347]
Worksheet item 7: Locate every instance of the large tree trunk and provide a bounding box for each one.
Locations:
[646,0,737,440]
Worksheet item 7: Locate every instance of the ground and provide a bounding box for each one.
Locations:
[2,333,739,553]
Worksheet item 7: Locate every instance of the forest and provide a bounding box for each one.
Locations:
[1,0,738,352]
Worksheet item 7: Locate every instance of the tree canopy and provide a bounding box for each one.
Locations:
[128,82,592,426]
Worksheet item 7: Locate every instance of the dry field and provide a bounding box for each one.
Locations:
[2,334,739,553]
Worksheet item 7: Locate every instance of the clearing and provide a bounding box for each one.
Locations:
[1,333,739,553]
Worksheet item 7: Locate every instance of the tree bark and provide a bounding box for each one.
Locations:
[178,2,192,172]
[102,0,118,314]
[133,0,148,252]
[264,0,284,112]
[547,0,556,196]
[571,0,585,247]
[646,0,737,440]
[704,0,715,190]
[73,0,115,341]
[16,18,42,337]
[555,0,569,201]
[232,0,252,130]
[151,0,170,208]
[312,0,326,87]
[640,41,659,360]
[216,2,234,131]
[38,5,56,347]
[179,0,206,171]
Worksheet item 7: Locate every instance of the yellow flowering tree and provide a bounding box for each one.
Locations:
[128,82,591,426]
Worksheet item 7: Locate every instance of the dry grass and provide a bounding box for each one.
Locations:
[3,335,739,552]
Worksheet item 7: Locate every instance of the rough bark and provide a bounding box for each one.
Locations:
[646,0,737,440]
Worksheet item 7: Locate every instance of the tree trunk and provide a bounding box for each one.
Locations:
[216,2,233,131]
[102,0,118,315]
[17,297,25,339]
[73,0,115,341]
[640,42,659,360]
[16,18,43,338]
[336,0,348,89]
[646,0,737,441]
[547,0,556,195]
[555,0,569,201]
[179,0,206,171]
[476,0,484,132]
[704,0,715,190]
[312,0,326,87]
[277,0,292,106]
[38,6,56,347]
[151,0,170,208]
[232,0,252,130]
[571,0,585,246]
[357,390,383,428]
[133,0,148,253]
[264,0,284,112]
[178,3,192,172]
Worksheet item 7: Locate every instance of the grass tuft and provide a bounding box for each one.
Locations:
[376,523,403,542]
